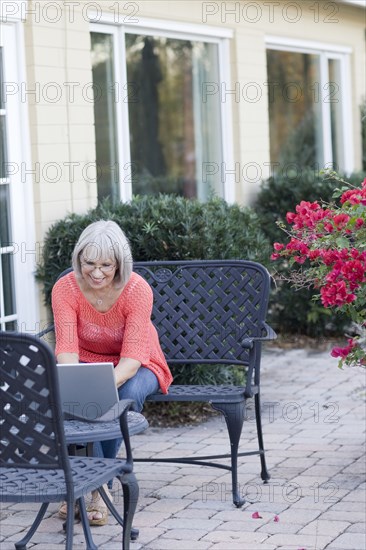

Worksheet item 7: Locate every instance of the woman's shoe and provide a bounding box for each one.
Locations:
[86,486,112,526]
[86,500,109,526]
[58,501,80,520]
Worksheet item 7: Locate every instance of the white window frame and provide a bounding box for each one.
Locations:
[265,36,354,174]
[90,16,235,203]
[0,16,39,332]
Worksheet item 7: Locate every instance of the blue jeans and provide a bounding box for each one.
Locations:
[93,366,159,460]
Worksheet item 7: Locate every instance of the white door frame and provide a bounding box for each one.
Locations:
[1,19,39,332]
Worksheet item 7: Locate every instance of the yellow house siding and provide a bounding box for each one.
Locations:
[24,3,97,245]
[232,28,270,204]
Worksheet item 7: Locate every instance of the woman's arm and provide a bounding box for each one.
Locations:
[52,276,80,358]
[56,352,79,364]
[114,357,141,387]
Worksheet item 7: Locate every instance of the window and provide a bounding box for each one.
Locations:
[266,38,353,175]
[90,21,233,202]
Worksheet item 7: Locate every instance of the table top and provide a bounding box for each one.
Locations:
[64,411,149,445]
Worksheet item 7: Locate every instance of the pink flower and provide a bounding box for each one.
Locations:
[273,515,280,522]
[286,211,296,224]
[323,222,334,233]
[341,180,366,205]
[308,250,321,260]
[333,213,350,229]
[251,511,262,519]
[320,280,356,308]
[331,339,356,359]
[273,242,285,251]
[355,218,364,229]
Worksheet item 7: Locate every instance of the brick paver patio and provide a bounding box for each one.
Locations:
[1,344,365,549]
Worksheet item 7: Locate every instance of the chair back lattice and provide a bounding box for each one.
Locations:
[134,260,271,365]
[0,332,69,470]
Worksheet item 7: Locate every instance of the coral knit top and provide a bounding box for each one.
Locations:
[51,271,173,394]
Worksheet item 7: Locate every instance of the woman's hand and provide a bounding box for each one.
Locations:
[114,357,141,387]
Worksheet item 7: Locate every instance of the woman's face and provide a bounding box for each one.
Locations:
[80,246,117,290]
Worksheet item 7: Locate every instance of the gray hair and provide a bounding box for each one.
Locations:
[72,220,133,288]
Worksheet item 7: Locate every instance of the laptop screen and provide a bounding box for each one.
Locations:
[56,362,118,420]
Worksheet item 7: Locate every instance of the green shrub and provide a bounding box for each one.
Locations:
[37,194,271,305]
[255,169,366,336]
[36,194,271,386]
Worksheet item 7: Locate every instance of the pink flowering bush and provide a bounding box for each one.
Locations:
[272,175,366,368]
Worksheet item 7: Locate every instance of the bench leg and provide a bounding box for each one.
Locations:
[255,392,270,482]
[211,401,246,508]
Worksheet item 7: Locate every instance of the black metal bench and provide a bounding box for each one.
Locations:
[133,260,276,507]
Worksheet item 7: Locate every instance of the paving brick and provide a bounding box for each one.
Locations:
[303,464,343,477]
[158,517,222,531]
[148,484,195,500]
[328,500,366,512]
[174,508,216,520]
[187,499,235,511]
[209,543,277,550]
[130,526,166,546]
[325,532,366,549]
[146,538,212,549]
[298,519,350,535]
[265,533,333,547]
[202,530,271,544]
[256,521,301,534]
[134,511,169,527]
[143,498,189,515]
[274,507,322,524]
[345,522,366,533]
[319,510,366,522]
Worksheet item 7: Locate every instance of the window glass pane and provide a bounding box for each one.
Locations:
[125,34,222,199]
[267,49,323,172]
[0,47,4,108]
[328,58,344,171]
[91,33,119,203]
[5,321,16,331]
[1,252,16,316]
[0,44,16,327]
[0,116,8,177]
[0,46,6,178]
[0,184,11,244]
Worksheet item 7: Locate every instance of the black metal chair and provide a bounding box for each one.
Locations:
[0,332,139,550]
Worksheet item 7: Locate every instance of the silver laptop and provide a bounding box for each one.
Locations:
[56,362,118,420]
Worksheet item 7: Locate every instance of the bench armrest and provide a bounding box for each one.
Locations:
[241,322,277,348]
[37,324,55,338]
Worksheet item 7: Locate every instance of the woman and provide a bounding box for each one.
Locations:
[52,220,173,525]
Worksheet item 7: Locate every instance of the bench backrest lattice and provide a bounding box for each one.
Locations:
[134,260,270,366]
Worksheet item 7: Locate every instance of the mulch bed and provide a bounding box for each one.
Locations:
[143,401,218,428]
